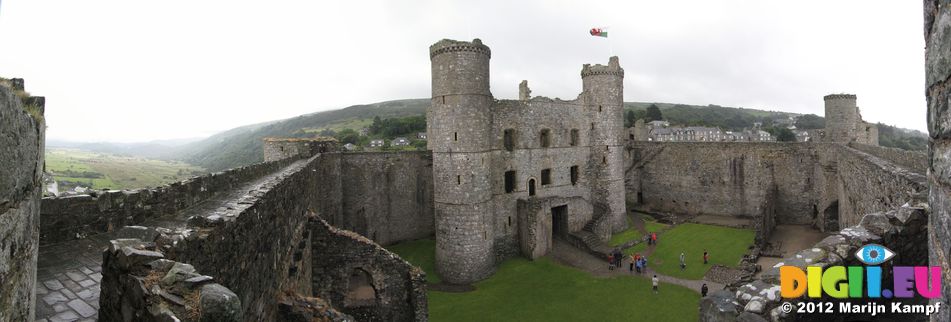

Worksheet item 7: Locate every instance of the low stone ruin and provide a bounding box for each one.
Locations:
[700,203,929,321]
[98,239,242,322]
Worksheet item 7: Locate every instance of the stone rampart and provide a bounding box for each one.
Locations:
[925,1,951,319]
[40,156,301,245]
[164,157,319,321]
[848,142,927,174]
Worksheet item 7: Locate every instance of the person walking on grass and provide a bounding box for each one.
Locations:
[629,253,635,272]
[701,283,709,297]
[703,250,709,264]
[652,275,659,293]
[679,252,686,270]
[651,232,658,245]
[608,253,615,270]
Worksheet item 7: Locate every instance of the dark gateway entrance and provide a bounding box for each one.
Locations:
[551,205,568,237]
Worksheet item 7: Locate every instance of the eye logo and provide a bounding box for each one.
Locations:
[855,244,895,265]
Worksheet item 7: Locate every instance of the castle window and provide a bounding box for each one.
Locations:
[602,156,606,164]
[508,216,512,227]
[541,169,552,185]
[457,175,461,185]
[454,132,458,141]
[504,129,516,151]
[528,179,536,196]
[591,123,595,130]
[504,170,516,193]
[570,129,579,146]
[598,105,602,112]
[280,146,284,152]
[540,129,551,148]
[570,166,579,185]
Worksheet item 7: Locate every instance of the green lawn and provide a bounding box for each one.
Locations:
[388,239,700,322]
[386,239,441,284]
[608,213,669,247]
[623,223,754,280]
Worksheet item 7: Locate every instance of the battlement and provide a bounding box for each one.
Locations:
[581,56,624,78]
[823,93,857,101]
[429,38,491,59]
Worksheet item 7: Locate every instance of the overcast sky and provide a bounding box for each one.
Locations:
[0,0,926,143]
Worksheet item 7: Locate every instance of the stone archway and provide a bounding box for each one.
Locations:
[344,268,377,307]
[822,201,839,232]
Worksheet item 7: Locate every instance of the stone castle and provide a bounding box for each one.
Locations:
[427,39,627,283]
[1,18,950,321]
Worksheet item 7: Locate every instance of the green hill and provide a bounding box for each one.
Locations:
[172,99,429,171]
[172,99,925,172]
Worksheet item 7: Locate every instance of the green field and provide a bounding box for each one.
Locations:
[46,148,205,191]
[388,239,700,322]
[301,117,374,134]
[623,223,755,280]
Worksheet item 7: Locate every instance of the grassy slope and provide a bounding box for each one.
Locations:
[388,239,700,322]
[46,148,204,191]
[609,213,669,247]
[623,223,755,280]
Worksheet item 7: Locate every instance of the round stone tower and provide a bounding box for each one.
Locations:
[823,94,859,143]
[428,39,496,284]
[582,57,628,238]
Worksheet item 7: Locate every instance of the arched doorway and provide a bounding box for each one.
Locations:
[345,268,377,307]
[823,201,839,232]
[528,179,536,196]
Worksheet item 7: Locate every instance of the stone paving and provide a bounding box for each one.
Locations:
[32,159,310,322]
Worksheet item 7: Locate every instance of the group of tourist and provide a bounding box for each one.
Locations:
[603,229,715,296]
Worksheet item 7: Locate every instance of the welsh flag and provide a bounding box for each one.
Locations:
[590,28,608,38]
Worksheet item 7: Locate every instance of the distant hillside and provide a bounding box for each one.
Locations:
[171,99,926,171]
[172,99,429,171]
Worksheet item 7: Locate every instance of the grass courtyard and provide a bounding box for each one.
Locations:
[623,223,755,280]
[388,239,701,322]
[608,213,669,247]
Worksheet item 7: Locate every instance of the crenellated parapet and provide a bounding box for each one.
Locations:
[822,93,857,101]
[429,39,491,59]
[581,56,624,78]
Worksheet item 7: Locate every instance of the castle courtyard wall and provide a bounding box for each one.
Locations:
[925,1,951,319]
[0,84,45,321]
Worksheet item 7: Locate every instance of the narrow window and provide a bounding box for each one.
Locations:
[441,96,445,104]
[598,105,602,112]
[591,122,595,130]
[504,129,516,151]
[508,216,512,227]
[570,129,579,146]
[540,129,551,148]
[456,175,461,185]
[570,166,579,185]
[602,156,606,164]
[454,132,458,141]
[528,179,536,196]
[504,170,516,193]
[541,169,552,185]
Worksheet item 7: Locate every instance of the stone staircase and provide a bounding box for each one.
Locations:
[567,216,615,260]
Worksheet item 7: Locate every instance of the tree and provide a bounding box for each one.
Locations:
[334,128,360,144]
[795,114,825,129]
[645,104,663,122]
[775,128,796,142]
[625,110,636,127]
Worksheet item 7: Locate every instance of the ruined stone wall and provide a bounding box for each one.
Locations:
[167,157,319,321]
[848,142,927,174]
[40,156,300,245]
[833,145,927,228]
[309,217,427,321]
[924,1,951,319]
[0,84,44,321]
[626,142,818,225]
[263,138,338,162]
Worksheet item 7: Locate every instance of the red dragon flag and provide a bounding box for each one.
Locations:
[590,27,608,38]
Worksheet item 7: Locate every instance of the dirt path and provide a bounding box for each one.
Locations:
[549,239,722,294]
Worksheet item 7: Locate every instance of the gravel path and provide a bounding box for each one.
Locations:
[549,239,723,294]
